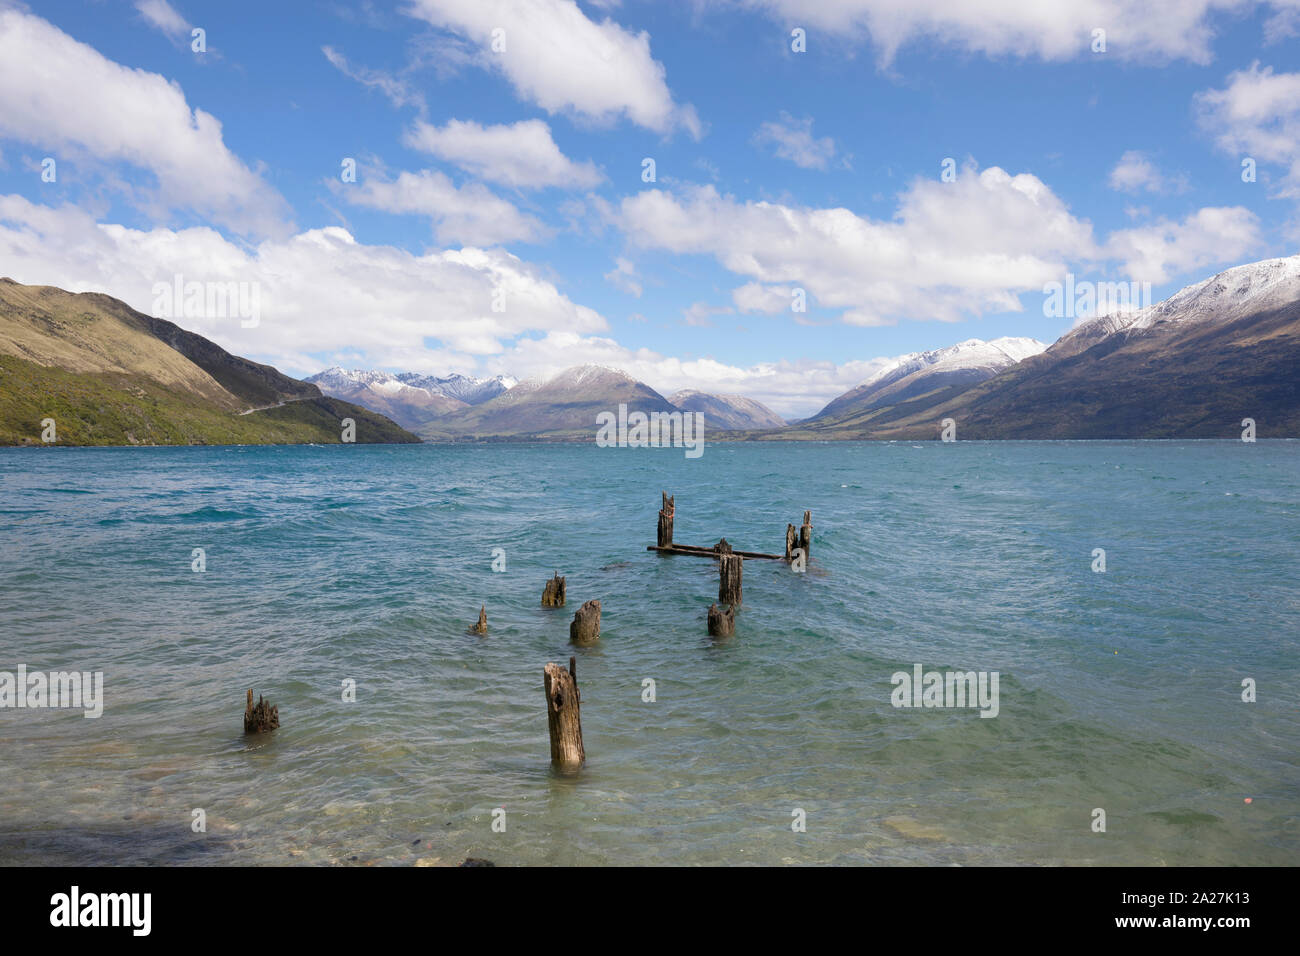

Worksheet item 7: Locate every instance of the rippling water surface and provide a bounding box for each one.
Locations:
[1,441,1296,865]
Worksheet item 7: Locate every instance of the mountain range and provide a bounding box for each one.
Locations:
[3,253,1298,445]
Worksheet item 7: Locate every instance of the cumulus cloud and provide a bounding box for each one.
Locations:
[603,256,642,296]
[404,118,603,188]
[345,169,549,246]
[1104,206,1262,283]
[0,10,289,238]
[609,165,1100,325]
[1196,62,1300,198]
[736,0,1289,65]
[0,195,605,375]
[1108,150,1189,194]
[403,0,701,136]
[753,113,842,170]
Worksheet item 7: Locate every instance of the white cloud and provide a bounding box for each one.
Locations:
[731,281,792,313]
[404,118,603,188]
[1104,206,1262,283]
[603,257,642,296]
[610,165,1100,326]
[736,0,1288,65]
[345,169,548,246]
[134,0,190,41]
[403,0,701,136]
[681,301,733,327]
[0,10,289,238]
[1196,62,1300,198]
[322,45,427,112]
[753,113,841,170]
[0,195,604,374]
[1108,150,1188,194]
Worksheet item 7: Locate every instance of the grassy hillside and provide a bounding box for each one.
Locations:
[0,353,418,445]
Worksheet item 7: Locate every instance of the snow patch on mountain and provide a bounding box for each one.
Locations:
[1060,254,1300,350]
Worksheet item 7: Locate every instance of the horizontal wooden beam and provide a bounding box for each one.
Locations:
[646,544,784,561]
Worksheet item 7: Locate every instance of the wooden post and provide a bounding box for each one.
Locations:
[657,492,674,548]
[707,602,735,637]
[469,604,487,634]
[785,524,798,561]
[799,510,812,560]
[715,537,733,555]
[541,573,566,607]
[719,554,743,606]
[543,657,584,769]
[569,599,601,645]
[243,689,279,734]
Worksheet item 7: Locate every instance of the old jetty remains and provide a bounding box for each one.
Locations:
[468,604,488,635]
[543,656,585,769]
[243,689,279,734]
[707,602,736,637]
[541,573,567,607]
[646,492,810,563]
[569,598,601,645]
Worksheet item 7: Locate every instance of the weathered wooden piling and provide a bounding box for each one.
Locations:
[719,554,743,606]
[569,599,601,645]
[799,510,813,559]
[707,602,736,637]
[715,537,733,555]
[785,523,798,561]
[657,492,675,548]
[541,573,567,607]
[469,605,487,635]
[243,689,279,734]
[543,656,585,769]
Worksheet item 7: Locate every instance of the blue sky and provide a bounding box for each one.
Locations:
[1,0,1298,415]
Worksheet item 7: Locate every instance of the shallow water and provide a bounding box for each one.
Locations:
[1,441,1296,865]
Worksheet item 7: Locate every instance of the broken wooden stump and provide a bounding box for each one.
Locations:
[243,689,279,734]
[468,604,487,635]
[719,554,743,606]
[707,602,736,637]
[799,510,813,559]
[714,537,733,555]
[569,599,601,645]
[785,523,798,561]
[657,491,675,548]
[543,656,585,769]
[541,573,567,607]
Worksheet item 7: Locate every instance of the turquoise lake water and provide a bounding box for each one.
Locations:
[0,441,1296,865]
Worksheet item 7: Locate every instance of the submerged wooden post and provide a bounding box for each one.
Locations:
[785,524,798,561]
[799,510,813,560]
[657,492,675,548]
[719,554,743,606]
[569,599,601,645]
[707,602,736,637]
[243,689,279,734]
[544,657,585,769]
[541,573,566,607]
[469,605,487,634]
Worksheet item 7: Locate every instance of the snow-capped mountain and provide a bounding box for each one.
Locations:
[395,371,517,405]
[304,367,509,428]
[1055,254,1300,358]
[811,337,1047,422]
